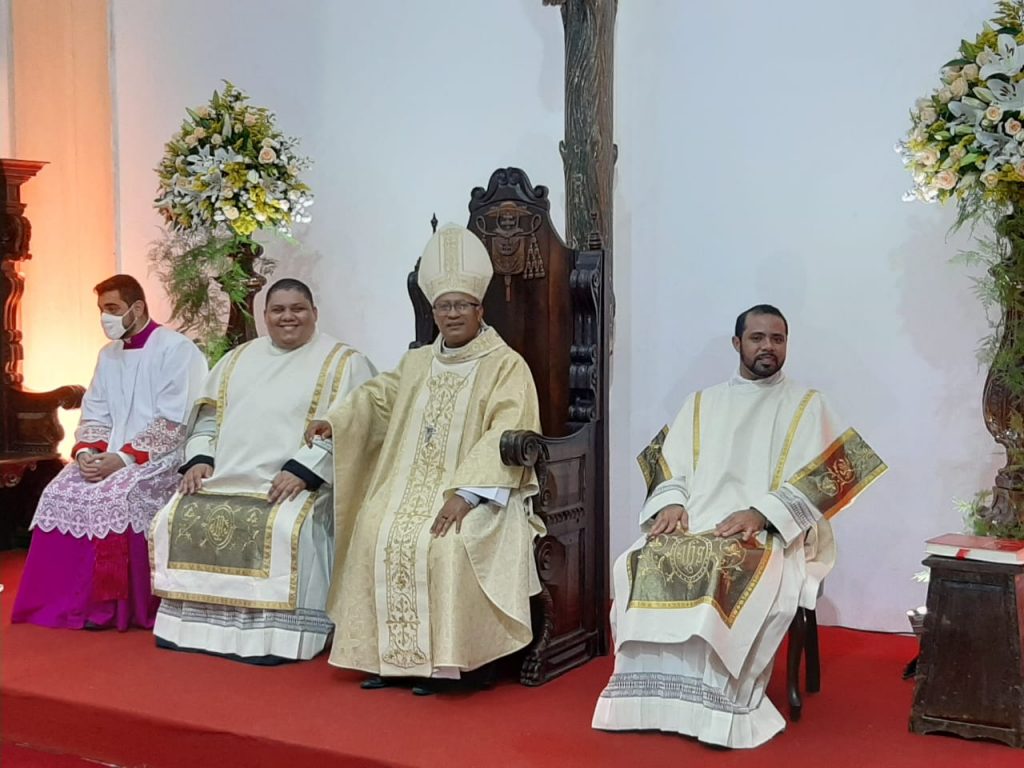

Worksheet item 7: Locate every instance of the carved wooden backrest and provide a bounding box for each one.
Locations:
[472,169,573,436]
[409,167,602,438]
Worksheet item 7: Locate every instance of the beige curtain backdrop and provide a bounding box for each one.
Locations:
[9,0,116,455]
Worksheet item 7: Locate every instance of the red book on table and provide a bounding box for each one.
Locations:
[925,533,1024,564]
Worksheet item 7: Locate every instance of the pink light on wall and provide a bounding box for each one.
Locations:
[11,0,117,456]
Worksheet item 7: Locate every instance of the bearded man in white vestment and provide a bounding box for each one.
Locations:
[150,279,375,663]
[306,224,544,695]
[592,304,887,748]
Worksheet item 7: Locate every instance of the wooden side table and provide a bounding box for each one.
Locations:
[910,555,1024,747]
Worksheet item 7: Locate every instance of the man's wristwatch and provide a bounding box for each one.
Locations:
[454,490,481,507]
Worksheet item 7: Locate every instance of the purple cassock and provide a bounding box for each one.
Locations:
[12,320,207,630]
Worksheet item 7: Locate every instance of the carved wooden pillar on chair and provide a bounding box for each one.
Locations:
[546,0,617,657]
[0,159,85,547]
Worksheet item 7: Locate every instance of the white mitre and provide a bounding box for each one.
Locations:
[417,223,493,304]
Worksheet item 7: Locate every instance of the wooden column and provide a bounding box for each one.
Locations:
[1,160,45,408]
[0,159,83,547]
[547,0,617,253]
[546,0,616,654]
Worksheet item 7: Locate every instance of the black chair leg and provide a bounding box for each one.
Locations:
[805,608,820,693]
[902,655,918,680]
[787,607,806,721]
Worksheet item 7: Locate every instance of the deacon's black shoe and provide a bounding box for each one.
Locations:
[411,681,437,696]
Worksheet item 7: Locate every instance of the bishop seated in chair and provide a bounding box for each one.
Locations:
[592,304,887,748]
[150,279,375,663]
[305,224,544,695]
[13,274,207,631]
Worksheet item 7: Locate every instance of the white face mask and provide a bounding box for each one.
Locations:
[100,307,133,340]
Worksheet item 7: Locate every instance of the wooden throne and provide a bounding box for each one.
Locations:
[409,167,608,685]
[0,159,85,547]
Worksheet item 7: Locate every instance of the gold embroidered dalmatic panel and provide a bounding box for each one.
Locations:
[627,533,773,626]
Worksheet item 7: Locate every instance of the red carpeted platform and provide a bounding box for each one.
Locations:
[0,550,1011,768]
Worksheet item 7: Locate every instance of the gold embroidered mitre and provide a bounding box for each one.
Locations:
[417,223,493,304]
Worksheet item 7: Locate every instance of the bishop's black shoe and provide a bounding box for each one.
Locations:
[360,675,394,690]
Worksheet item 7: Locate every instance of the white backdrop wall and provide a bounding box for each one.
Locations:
[112,0,1001,632]
[111,0,565,354]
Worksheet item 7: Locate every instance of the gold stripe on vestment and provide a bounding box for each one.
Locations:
[288,490,319,607]
[215,342,252,437]
[326,349,356,413]
[771,389,818,491]
[306,343,344,426]
[692,391,702,471]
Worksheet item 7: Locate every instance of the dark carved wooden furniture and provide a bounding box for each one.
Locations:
[547,3,617,683]
[910,555,1024,748]
[409,167,608,685]
[0,159,85,547]
[786,607,820,721]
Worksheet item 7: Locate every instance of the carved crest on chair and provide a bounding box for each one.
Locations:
[468,168,553,302]
[474,201,545,301]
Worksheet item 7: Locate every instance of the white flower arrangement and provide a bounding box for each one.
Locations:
[149,82,315,362]
[154,81,313,237]
[898,2,1024,210]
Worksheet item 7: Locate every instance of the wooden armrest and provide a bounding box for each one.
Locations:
[500,424,596,503]
[5,385,85,455]
[10,384,85,412]
[500,425,595,468]
[500,429,549,469]
[0,452,61,464]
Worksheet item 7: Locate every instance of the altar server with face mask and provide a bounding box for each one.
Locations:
[12,274,207,631]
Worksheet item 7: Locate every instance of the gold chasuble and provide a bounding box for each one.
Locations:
[325,326,544,677]
[593,371,886,749]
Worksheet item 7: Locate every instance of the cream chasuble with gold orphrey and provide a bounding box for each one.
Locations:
[326,326,544,678]
[593,371,886,748]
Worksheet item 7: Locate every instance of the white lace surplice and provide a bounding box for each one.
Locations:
[30,327,207,539]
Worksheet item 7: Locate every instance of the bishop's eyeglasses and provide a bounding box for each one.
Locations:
[432,301,480,314]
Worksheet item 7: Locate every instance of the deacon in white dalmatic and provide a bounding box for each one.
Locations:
[150,278,375,663]
[592,304,887,748]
